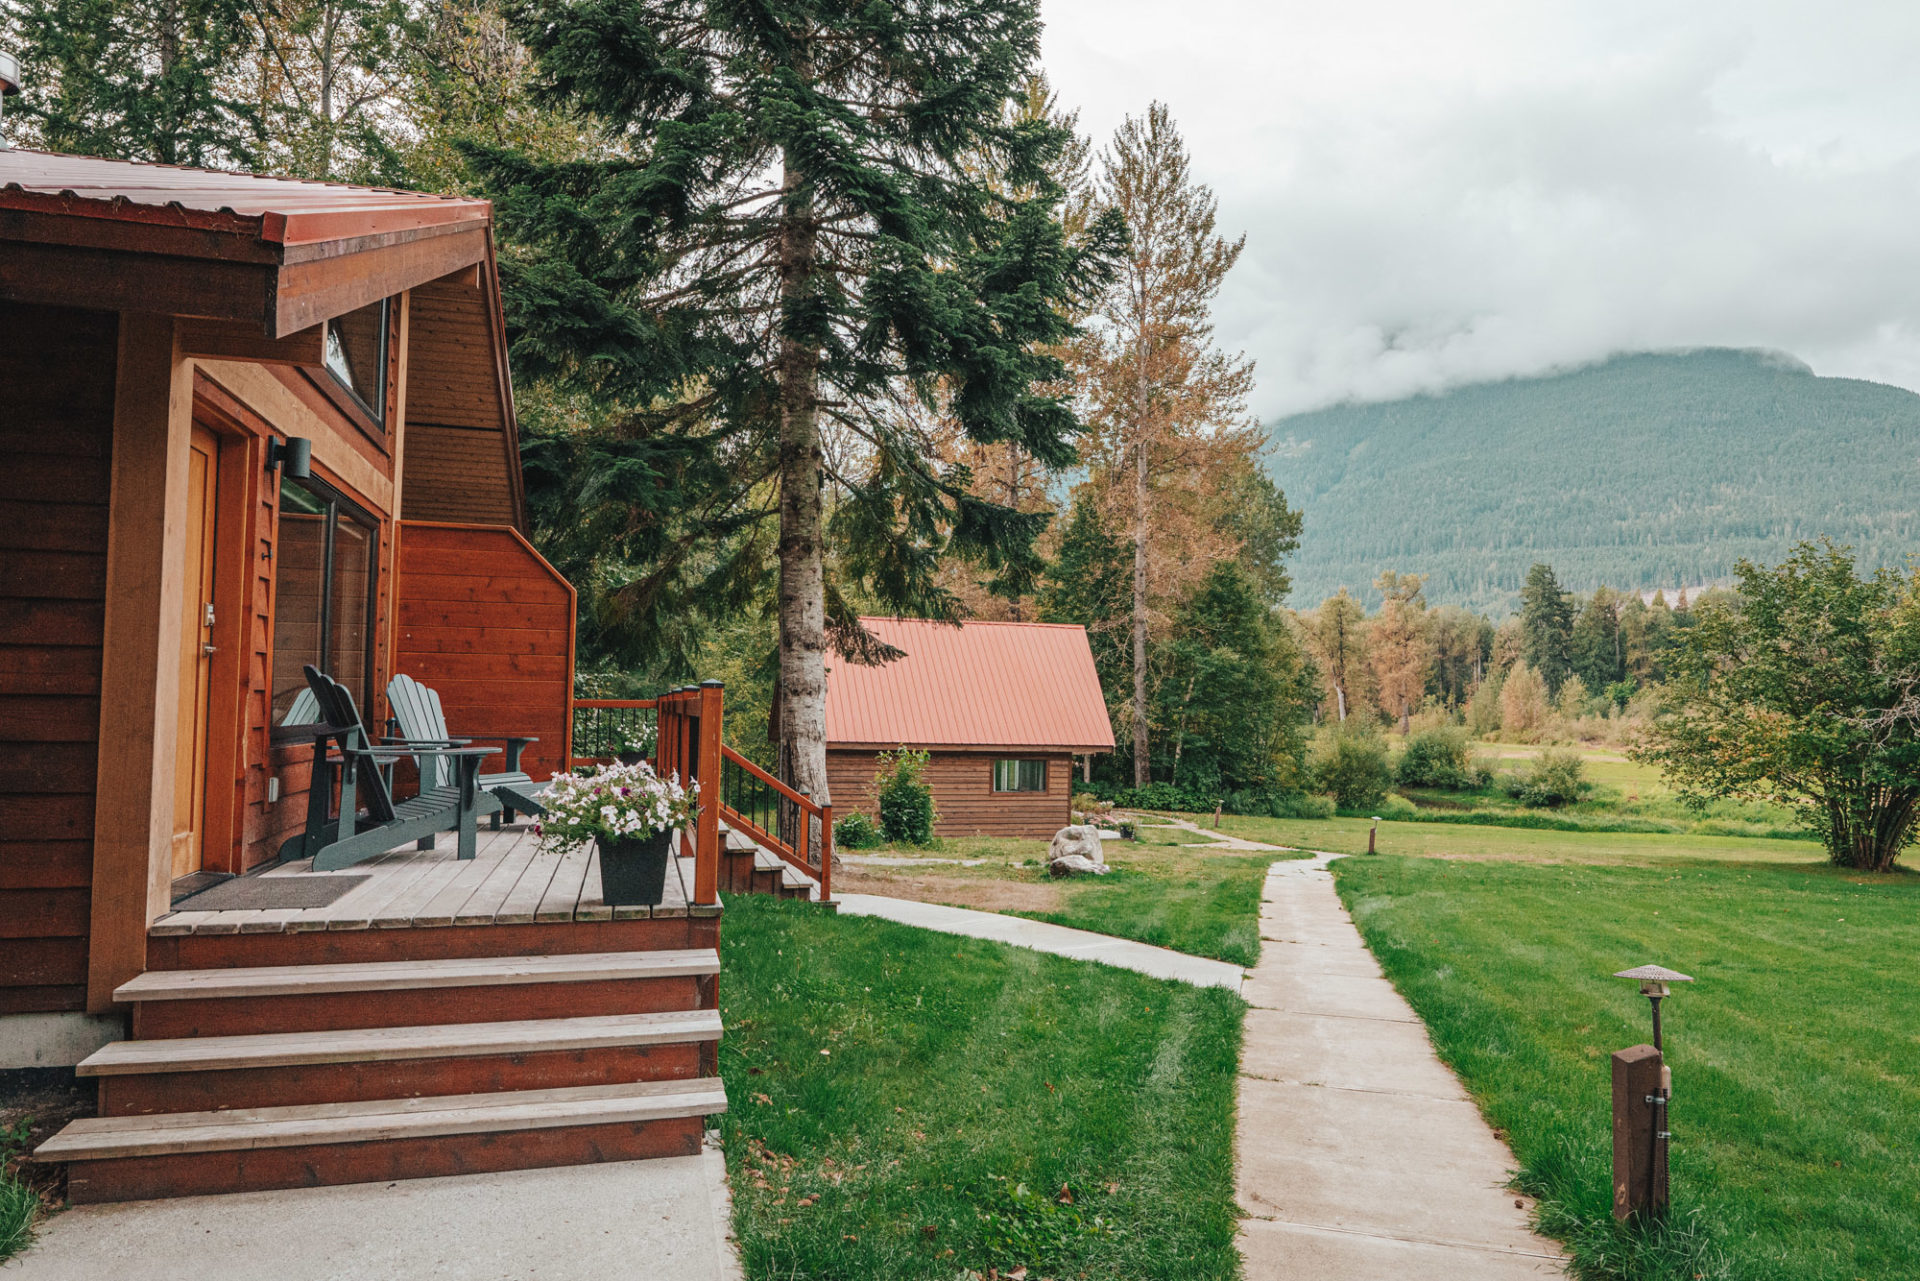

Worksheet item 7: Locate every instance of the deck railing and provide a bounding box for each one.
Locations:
[719,745,833,902]
[568,684,722,908]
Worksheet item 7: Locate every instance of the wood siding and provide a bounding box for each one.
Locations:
[393,522,574,782]
[0,303,116,1014]
[825,749,1072,839]
[400,270,521,528]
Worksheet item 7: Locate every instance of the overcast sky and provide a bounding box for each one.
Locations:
[1042,0,1920,420]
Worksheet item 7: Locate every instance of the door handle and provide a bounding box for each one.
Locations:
[202,644,218,656]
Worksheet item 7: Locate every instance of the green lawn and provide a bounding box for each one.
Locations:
[717,892,1244,1280]
[1217,813,1826,867]
[1332,855,1920,1281]
[842,834,1285,965]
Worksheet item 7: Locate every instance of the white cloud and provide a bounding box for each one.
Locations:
[1041,0,1920,417]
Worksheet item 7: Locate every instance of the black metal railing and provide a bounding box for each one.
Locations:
[569,700,658,765]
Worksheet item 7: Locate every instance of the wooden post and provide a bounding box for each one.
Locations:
[819,803,833,902]
[1611,1043,1666,1220]
[694,681,723,907]
[87,315,194,1011]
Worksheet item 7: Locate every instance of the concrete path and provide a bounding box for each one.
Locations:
[1237,856,1567,1279]
[11,1137,743,1281]
[1135,815,1291,852]
[833,892,1246,991]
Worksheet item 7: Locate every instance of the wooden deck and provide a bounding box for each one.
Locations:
[151,826,713,937]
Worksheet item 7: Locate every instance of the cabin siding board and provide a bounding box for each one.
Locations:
[0,301,115,1012]
[826,749,1072,839]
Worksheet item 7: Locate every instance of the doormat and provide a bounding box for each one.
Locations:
[172,874,370,911]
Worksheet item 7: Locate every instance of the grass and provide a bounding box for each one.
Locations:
[1216,812,1826,867]
[717,892,1245,1280]
[0,1118,38,1263]
[841,833,1286,965]
[1331,854,1920,1280]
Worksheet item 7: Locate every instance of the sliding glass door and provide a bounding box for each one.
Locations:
[273,475,378,721]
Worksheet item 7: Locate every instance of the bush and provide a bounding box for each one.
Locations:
[1378,793,1418,820]
[1503,748,1588,808]
[1313,728,1393,811]
[833,810,883,850]
[1120,781,1220,813]
[1397,727,1476,790]
[873,748,938,845]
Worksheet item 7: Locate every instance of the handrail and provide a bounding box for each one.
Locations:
[719,744,833,902]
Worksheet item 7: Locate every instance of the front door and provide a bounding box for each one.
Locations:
[171,424,220,881]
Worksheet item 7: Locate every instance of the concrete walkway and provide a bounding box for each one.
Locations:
[1237,856,1567,1279]
[10,1136,743,1281]
[833,893,1246,991]
[1135,815,1292,852]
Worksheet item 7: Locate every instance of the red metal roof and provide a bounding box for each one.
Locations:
[0,150,490,246]
[826,618,1116,752]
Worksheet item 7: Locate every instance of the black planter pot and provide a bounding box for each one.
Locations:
[595,830,673,906]
[615,751,647,766]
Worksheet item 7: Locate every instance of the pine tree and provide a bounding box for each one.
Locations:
[470,8,1125,803]
[1041,492,1134,749]
[1571,586,1624,692]
[8,0,259,165]
[1073,103,1259,783]
[1519,562,1576,693]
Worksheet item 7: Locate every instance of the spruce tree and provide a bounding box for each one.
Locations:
[1519,562,1576,693]
[8,0,259,165]
[471,0,1123,803]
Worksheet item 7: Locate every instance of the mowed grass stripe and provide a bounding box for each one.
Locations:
[1332,855,1920,1281]
[718,892,1244,1280]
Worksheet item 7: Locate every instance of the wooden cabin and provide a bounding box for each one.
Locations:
[0,151,749,1202]
[824,618,1116,838]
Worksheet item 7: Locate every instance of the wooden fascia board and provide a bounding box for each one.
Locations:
[0,240,274,328]
[272,226,489,337]
[480,242,529,532]
[177,318,325,366]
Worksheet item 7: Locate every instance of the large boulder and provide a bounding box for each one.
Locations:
[1048,824,1109,877]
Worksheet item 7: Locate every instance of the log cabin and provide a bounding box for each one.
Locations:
[824,618,1116,839]
[0,149,778,1201]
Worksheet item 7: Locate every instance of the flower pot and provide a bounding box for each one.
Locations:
[595,830,673,906]
[615,751,647,766]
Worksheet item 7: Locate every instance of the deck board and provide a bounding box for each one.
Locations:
[147,826,693,937]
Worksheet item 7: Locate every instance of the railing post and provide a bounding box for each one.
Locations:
[695,681,723,907]
[819,803,832,902]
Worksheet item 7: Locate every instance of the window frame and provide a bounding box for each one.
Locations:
[272,472,380,722]
[318,296,392,428]
[991,758,1048,793]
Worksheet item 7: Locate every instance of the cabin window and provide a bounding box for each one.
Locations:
[272,475,378,721]
[992,759,1047,792]
[321,298,389,425]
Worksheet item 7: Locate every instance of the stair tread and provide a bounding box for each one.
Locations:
[78,1009,722,1077]
[36,1077,727,1161]
[117,949,719,1003]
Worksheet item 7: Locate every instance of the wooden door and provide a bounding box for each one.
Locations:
[171,424,220,880]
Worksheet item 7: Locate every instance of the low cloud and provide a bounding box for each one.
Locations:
[1044,0,1920,417]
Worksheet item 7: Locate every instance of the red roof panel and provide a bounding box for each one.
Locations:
[0,150,489,246]
[826,618,1116,752]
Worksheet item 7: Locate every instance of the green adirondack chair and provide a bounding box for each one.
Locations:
[287,665,503,870]
[385,672,545,826]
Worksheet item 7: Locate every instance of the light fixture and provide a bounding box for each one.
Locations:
[1613,963,1692,1051]
[266,436,312,479]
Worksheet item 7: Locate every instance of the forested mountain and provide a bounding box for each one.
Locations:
[1267,349,1920,613]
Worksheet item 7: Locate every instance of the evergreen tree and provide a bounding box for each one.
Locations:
[1155,561,1309,793]
[1222,465,1303,608]
[1041,492,1134,762]
[1428,605,1494,706]
[472,0,1124,804]
[8,0,259,165]
[1519,562,1576,693]
[1571,586,1625,692]
[1073,102,1259,784]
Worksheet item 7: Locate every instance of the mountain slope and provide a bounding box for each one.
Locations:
[1266,349,1920,613]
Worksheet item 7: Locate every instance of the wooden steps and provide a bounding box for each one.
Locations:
[719,822,820,901]
[45,1079,724,1203]
[38,941,727,1202]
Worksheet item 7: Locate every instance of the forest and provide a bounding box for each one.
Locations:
[1271,348,1920,613]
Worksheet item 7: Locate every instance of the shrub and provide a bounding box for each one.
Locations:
[1121,781,1219,813]
[1503,748,1588,808]
[1313,727,1393,811]
[873,748,938,845]
[1466,673,1504,737]
[833,810,883,850]
[1500,663,1552,740]
[1269,791,1336,819]
[1378,793,1418,820]
[1396,727,1475,790]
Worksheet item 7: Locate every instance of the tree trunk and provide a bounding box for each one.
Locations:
[1130,321,1150,787]
[774,156,831,812]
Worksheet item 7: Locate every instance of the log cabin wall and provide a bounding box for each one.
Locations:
[392,522,575,782]
[0,302,118,1016]
[825,749,1073,839]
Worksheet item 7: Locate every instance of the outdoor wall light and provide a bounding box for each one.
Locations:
[266,436,313,478]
